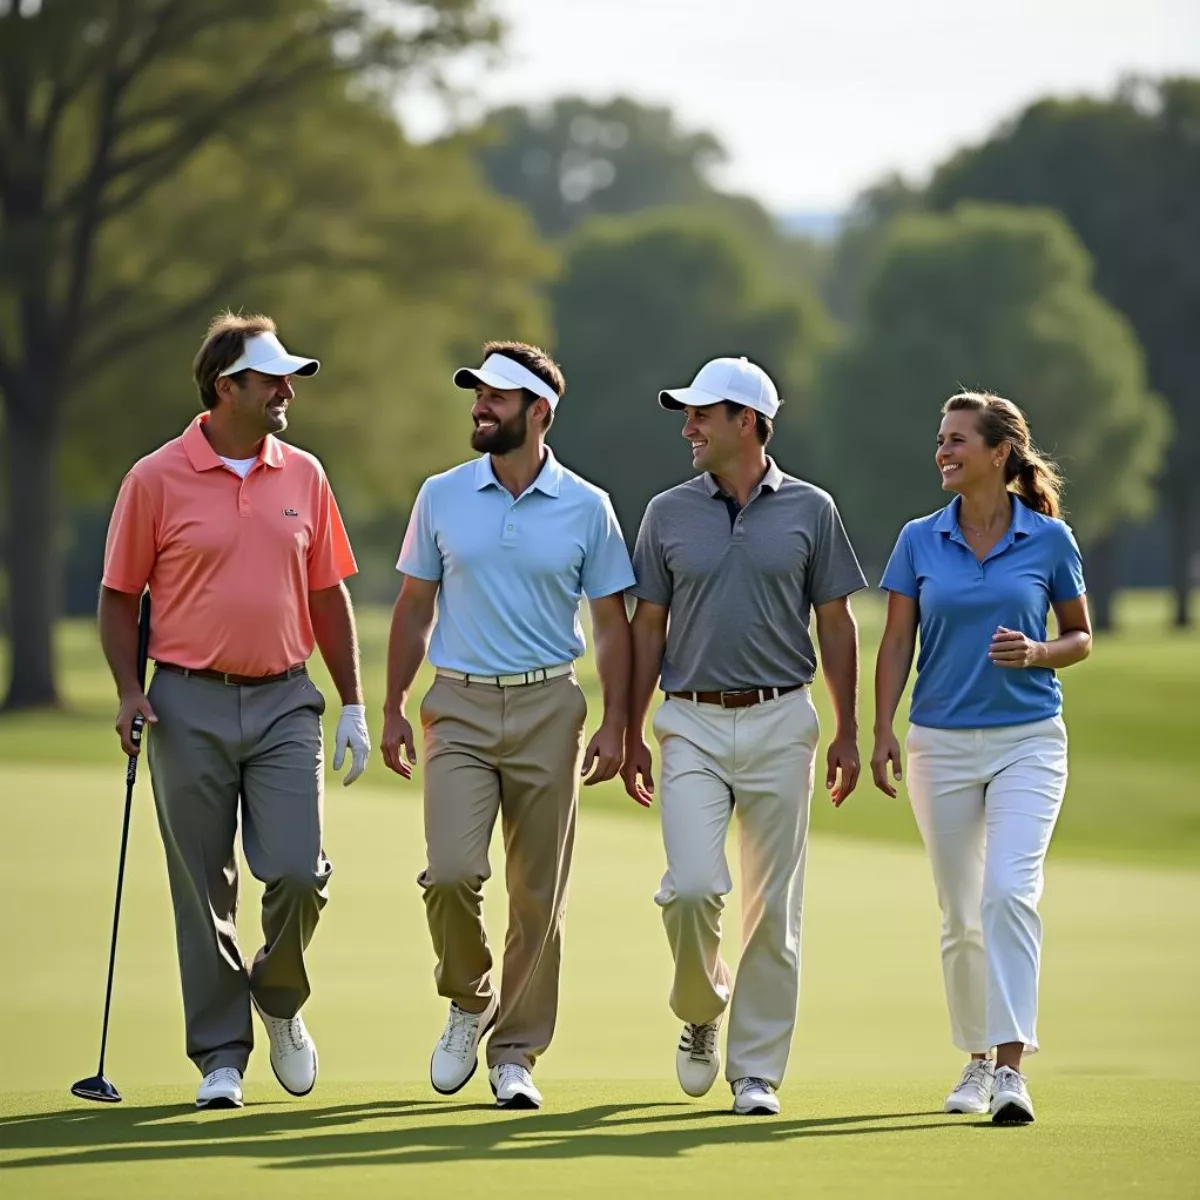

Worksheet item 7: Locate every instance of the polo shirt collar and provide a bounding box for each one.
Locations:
[182,413,284,472]
[474,449,563,498]
[703,457,784,499]
[935,493,1035,551]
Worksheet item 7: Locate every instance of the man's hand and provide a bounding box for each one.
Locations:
[581,719,624,786]
[380,709,418,779]
[333,704,370,786]
[621,736,655,807]
[115,691,157,757]
[825,733,860,807]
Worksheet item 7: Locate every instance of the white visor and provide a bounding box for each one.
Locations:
[453,353,560,410]
[218,331,319,378]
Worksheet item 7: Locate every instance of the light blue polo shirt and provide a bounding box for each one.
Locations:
[397,450,635,675]
[880,494,1086,729]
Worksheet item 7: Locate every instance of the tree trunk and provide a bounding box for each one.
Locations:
[1168,483,1194,630]
[1086,532,1118,634]
[3,384,63,710]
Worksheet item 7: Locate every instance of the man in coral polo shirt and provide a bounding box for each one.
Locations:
[99,311,369,1110]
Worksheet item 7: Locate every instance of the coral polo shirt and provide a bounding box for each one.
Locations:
[102,414,357,676]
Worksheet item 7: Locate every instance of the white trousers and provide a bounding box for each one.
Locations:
[905,716,1068,1055]
[652,687,819,1087]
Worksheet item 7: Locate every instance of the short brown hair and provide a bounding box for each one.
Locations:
[482,340,565,431]
[193,311,277,409]
[720,401,775,446]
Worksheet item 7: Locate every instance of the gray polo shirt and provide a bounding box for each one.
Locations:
[630,460,867,692]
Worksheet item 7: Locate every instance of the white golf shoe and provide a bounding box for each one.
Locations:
[253,1000,318,1096]
[944,1058,995,1114]
[430,995,499,1095]
[488,1063,542,1109]
[196,1067,243,1110]
[991,1066,1035,1125]
[731,1076,780,1116]
[676,1020,721,1097]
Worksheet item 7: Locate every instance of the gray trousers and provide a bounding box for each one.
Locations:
[146,667,331,1075]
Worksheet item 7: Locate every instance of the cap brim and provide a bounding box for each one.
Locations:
[658,386,726,411]
[252,355,319,377]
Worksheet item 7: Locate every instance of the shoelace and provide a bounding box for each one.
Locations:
[205,1066,241,1087]
[957,1060,992,1090]
[994,1066,1026,1092]
[263,1013,308,1054]
[439,1006,479,1058]
[495,1063,529,1087]
[684,1022,718,1061]
[735,1076,772,1095]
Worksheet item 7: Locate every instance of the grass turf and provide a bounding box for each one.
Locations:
[2,591,1197,1195]
[0,589,1197,865]
[3,766,1198,1196]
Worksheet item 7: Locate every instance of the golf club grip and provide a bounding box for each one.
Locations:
[127,592,152,773]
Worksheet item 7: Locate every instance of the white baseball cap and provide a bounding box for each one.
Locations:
[218,331,319,378]
[658,356,781,419]
[453,352,561,410]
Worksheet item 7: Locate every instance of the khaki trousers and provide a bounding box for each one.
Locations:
[418,671,587,1070]
[652,687,819,1088]
[146,667,331,1075]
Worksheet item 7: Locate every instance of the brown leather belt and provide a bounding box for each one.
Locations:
[667,683,806,709]
[156,661,307,687]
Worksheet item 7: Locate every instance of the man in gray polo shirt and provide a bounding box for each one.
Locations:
[622,355,866,1116]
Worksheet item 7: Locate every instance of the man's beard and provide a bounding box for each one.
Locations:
[471,408,528,455]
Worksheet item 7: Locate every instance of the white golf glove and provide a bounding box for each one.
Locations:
[333,704,370,786]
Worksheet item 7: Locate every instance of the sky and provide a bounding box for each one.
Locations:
[398,0,1200,214]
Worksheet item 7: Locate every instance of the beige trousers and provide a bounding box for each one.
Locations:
[418,671,587,1070]
[652,687,819,1087]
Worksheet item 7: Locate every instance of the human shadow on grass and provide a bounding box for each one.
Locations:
[0,1100,952,1171]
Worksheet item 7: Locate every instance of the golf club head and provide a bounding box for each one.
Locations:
[71,1074,122,1103]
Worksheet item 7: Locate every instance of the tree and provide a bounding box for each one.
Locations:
[467,95,825,286]
[549,210,834,543]
[817,202,1169,627]
[0,0,508,708]
[928,79,1200,627]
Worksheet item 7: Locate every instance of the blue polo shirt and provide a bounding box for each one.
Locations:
[397,450,635,675]
[880,495,1086,729]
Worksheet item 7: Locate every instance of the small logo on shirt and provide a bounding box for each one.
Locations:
[282,508,299,517]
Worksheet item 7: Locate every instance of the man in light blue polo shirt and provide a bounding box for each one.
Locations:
[380,340,634,1110]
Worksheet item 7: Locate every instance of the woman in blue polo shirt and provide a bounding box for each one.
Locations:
[871,392,1091,1126]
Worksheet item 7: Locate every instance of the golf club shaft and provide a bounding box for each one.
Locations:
[94,591,151,1075]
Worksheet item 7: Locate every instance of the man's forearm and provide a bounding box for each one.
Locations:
[593,618,632,726]
[384,597,434,714]
[818,618,860,737]
[310,583,364,705]
[98,586,144,697]
[628,622,666,739]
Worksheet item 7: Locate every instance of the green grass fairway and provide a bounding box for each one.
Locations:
[3,763,1198,1197]
[0,590,1196,865]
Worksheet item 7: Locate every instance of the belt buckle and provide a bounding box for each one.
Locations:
[222,672,234,686]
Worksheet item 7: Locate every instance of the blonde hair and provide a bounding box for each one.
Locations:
[943,391,1063,518]
[193,311,277,409]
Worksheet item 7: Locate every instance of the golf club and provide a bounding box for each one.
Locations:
[71,589,151,1104]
